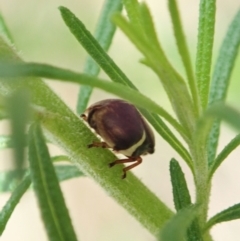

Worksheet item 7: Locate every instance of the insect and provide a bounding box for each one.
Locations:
[81,99,155,179]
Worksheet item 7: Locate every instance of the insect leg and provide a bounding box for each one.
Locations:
[109,156,142,179]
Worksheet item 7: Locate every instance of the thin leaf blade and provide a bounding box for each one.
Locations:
[170,159,202,241]
[207,10,240,165]
[168,0,200,116]
[77,0,123,113]
[209,10,240,104]
[0,175,31,235]
[170,158,192,211]
[205,203,240,230]
[28,123,78,241]
[0,11,13,44]
[196,0,216,110]
[123,0,141,30]
[206,104,240,131]
[209,134,240,179]
[139,3,162,53]
[6,89,30,178]
[159,206,199,241]
[59,6,135,89]
[0,165,84,193]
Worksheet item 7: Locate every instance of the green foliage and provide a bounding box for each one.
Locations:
[209,134,240,180]
[28,123,78,241]
[170,159,202,241]
[0,0,240,240]
[205,203,240,231]
[6,89,30,179]
[170,159,192,211]
[207,10,240,165]
[0,11,13,44]
[0,175,31,235]
[196,0,216,110]
[0,165,83,193]
[77,0,123,114]
[159,205,200,241]
[168,0,199,117]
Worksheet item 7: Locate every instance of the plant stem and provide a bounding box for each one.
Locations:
[189,140,212,240]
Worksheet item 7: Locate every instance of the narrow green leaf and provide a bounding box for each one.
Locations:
[205,203,240,231]
[206,104,240,130]
[77,0,123,114]
[138,3,162,52]
[170,159,202,241]
[92,1,123,51]
[159,206,199,241]
[207,10,240,165]
[170,158,191,211]
[0,165,84,193]
[0,170,26,192]
[0,62,186,139]
[59,6,192,166]
[0,155,70,194]
[0,174,31,235]
[59,6,135,89]
[208,10,240,104]
[6,89,30,178]
[0,11,13,44]
[209,134,240,180]
[168,0,200,117]
[196,0,216,110]
[28,123,78,241]
[123,0,141,30]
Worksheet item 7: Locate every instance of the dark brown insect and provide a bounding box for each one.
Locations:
[81,99,155,179]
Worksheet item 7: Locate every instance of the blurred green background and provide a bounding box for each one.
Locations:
[0,0,239,241]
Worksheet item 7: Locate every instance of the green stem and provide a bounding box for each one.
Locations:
[190,140,212,240]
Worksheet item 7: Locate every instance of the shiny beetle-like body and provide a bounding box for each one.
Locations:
[81,99,155,178]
